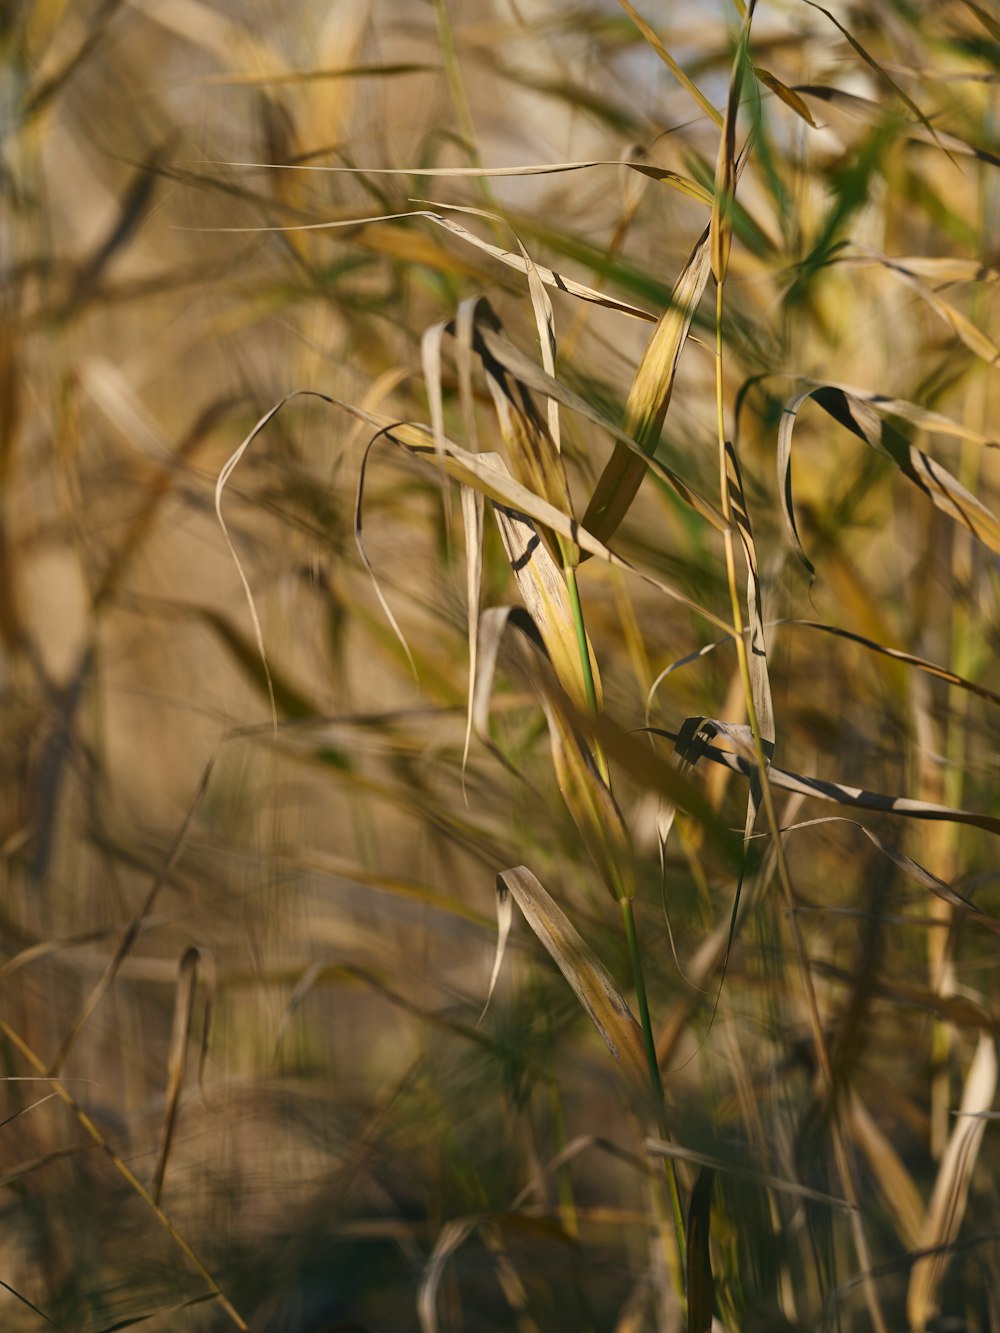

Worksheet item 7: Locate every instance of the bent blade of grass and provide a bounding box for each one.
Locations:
[471,302,576,567]
[569,712,744,869]
[215,395,297,729]
[418,1217,480,1333]
[775,815,997,930]
[831,250,1000,364]
[773,619,1000,708]
[218,391,733,634]
[519,234,560,452]
[471,604,543,782]
[473,313,726,534]
[491,485,601,712]
[583,227,713,548]
[658,720,1000,843]
[779,384,1000,576]
[907,1033,998,1331]
[648,615,1000,709]
[482,878,514,1021]
[800,0,946,151]
[792,85,1000,166]
[496,866,648,1090]
[645,1137,852,1211]
[354,427,419,678]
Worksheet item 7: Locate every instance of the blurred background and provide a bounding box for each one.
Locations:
[1,0,998,1329]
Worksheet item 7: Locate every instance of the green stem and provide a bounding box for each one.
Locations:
[621,896,686,1274]
[565,562,685,1282]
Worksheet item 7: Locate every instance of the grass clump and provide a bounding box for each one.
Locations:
[1,1,999,1330]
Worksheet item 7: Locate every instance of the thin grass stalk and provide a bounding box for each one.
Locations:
[713,281,890,1333]
[563,562,686,1286]
[0,1019,249,1332]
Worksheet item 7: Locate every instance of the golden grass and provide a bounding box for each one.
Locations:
[2,1,999,1330]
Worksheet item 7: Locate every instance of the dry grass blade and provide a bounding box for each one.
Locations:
[535,680,635,904]
[0,1021,249,1330]
[354,427,419,678]
[907,1034,998,1330]
[725,440,774,762]
[219,386,728,629]
[835,251,1000,364]
[791,85,1000,166]
[418,1217,480,1333]
[214,396,302,730]
[583,228,713,548]
[461,482,486,790]
[660,721,1000,843]
[152,946,215,1206]
[755,67,817,126]
[471,604,541,781]
[473,314,726,535]
[417,202,660,319]
[470,304,575,567]
[616,0,722,127]
[482,878,514,1021]
[710,1,756,285]
[48,754,218,1076]
[497,867,648,1090]
[645,1137,852,1210]
[213,157,714,210]
[518,235,560,451]
[776,815,998,931]
[773,620,1000,708]
[779,384,1000,576]
[848,1093,924,1252]
[491,483,601,711]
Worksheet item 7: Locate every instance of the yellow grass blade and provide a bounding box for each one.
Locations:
[492,491,601,712]
[616,0,722,128]
[779,384,1000,576]
[848,1093,923,1252]
[496,866,648,1089]
[907,1034,998,1330]
[582,228,713,547]
[536,681,635,904]
[755,67,818,126]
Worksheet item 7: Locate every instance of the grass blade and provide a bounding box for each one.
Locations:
[496,866,648,1090]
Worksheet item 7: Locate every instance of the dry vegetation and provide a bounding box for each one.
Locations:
[2,0,999,1330]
